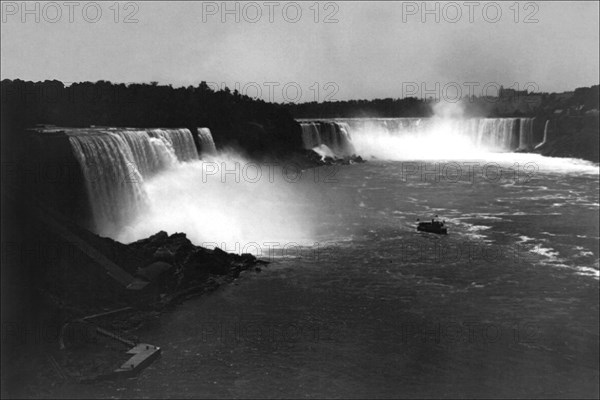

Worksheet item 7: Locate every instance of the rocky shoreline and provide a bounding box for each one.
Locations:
[1,224,269,396]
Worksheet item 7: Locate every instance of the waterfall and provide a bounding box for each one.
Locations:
[197,127,217,155]
[337,122,356,155]
[300,118,539,160]
[474,118,518,150]
[148,136,179,169]
[147,128,199,162]
[518,118,535,150]
[535,120,550,149]
[301,122,322,149]
[299,121,356,158]
[68,127,200,236]
[69,131,149,235]
[113,130,163,176]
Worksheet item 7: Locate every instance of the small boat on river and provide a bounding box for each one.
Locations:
[416,216,447,235]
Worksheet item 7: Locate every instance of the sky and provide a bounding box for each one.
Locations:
[1,1,599,102]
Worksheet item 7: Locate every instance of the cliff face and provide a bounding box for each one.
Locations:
[210,114,302,159]
[535,115,600,162]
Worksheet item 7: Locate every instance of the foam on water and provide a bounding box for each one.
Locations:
[116,151,318,249]
[516,235,599,279]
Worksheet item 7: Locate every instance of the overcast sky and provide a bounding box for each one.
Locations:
[1,1,598,102]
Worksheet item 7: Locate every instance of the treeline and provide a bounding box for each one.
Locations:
[284,85,600,119]
[285,97,433,119]
[0,79,301,158]
[547,85,599,111]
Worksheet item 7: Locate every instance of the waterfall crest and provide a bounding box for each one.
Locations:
[68,127,205,236]
[300,118,535,159]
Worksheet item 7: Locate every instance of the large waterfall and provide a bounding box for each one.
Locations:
[67,125,317,248]
[68,127,211,235]
[300,118,537,160]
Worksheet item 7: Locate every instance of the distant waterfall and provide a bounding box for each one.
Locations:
[475,118,518,150]
[300,121,356,158]
[68,128,199,236]
[299,118,538,160]
[535,120,550,149]
[518,118,534,150]
[197,127,217,155]
[301,122,322,149]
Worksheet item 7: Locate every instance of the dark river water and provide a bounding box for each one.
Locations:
[55,155,599,398]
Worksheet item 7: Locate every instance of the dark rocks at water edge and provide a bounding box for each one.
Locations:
[115,231,268,307]
[1,209,269,392]
[299,148,366,166]
[22,227,268,333]
[128,231,268,305]
[329,154,365,165]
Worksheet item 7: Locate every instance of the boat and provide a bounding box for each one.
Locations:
[416,216,447,235]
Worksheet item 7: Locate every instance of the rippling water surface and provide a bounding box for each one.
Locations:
[58,156,599,398]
